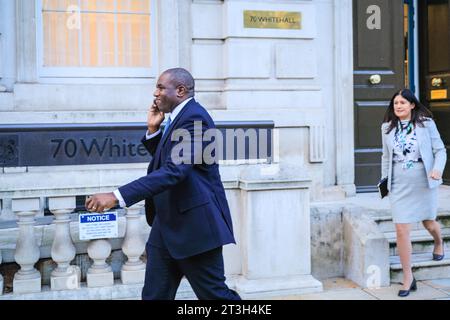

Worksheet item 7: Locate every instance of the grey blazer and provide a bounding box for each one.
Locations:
[381,118,447,190]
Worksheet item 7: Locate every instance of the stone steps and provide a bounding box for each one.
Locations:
[384,228,450,256]
[374,211,450,233]
[390,253,450,283]
[373,212,450,284]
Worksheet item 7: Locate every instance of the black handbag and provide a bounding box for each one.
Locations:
[377,177,389,199]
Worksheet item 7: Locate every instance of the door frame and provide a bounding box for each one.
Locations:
[352,0,406,192]
[417,0,450,185]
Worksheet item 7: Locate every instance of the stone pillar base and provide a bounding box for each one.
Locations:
[121,269,145,285]
[234,275,323,299]
[87,272,114,288]
[13,276,41,294]
[51,266,81,290]
[341,184,356,197]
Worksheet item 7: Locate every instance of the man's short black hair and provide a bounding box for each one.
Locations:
[164,68,195,96]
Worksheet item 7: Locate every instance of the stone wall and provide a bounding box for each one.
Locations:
[0,0,356,202]
[310,204,345,280]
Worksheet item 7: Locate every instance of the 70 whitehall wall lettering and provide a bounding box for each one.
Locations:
[51,138,148,158]
[249,16,296,24]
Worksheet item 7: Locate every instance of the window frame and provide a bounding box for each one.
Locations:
[35,0,158,79]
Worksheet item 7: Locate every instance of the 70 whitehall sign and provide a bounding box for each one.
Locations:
[0,122,273,167]
[244,10,302,30]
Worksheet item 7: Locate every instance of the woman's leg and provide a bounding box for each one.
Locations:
[422,220,444,255]
[396,223,414,290]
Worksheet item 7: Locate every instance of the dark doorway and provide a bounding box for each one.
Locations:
[419,0,450,184]
[353,0,406,192]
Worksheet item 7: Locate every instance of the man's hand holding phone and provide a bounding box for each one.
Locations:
[147,99,165,134]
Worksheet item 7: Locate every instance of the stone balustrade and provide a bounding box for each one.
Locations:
[0,196,147,297]
[0,164,322,299]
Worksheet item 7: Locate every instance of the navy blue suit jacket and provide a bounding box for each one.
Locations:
[119,99,236,259]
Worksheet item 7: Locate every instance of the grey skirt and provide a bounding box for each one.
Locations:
[389,161,438,223]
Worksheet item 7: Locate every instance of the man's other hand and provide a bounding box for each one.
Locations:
[85,192,118,213]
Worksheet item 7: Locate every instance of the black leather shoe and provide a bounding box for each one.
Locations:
[398,278,417,297]
[433,253,445,261]
[433,240,444,261]
[432,240,445,261]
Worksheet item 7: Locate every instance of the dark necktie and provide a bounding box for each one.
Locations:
[162,117,172,138]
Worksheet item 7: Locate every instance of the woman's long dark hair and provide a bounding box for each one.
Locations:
[383,89,433,134]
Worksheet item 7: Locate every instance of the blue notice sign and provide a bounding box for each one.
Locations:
[78,212,118,240]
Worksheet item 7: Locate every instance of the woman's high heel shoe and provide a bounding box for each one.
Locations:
[398,278,417,297]
[433,240,445,261]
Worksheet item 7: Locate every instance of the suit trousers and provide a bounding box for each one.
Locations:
[142,244,241,300]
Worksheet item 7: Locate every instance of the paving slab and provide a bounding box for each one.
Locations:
[272,288,376,300]
[423,278,450,290]
[322,278,360,290]
[326,185,450,214]
[364,281,450,300]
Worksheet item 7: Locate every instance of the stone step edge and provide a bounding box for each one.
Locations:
[385,229,450,244]
[390,256,450,270]
[375,211,450,222]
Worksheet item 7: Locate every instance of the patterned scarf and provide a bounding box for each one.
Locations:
[394,121,417,170]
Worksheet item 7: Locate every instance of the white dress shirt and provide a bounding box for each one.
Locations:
[113,97,193,207]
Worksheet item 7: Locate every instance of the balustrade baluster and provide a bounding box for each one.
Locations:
[49,197,80,290]
[87,239,113,287]
[121,204,146,284]
[12,198,41,294]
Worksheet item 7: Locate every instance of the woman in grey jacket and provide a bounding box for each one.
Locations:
[381,89,447,297]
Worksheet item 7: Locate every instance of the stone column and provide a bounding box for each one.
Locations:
[16,0,37,82]
[0,0,17,90]
[334,0,356,196]
[121,205,146,284]
[234,165,323,299]
[0,249,3,295]
[49,196,81,290]
[87,239,113,287]
[157,0,181,72]
[0,198,5,300]
[12,198,41,294]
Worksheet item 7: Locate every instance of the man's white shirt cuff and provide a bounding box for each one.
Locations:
[113,190,126,208]
[146,129,161,140]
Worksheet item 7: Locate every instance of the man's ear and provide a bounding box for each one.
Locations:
[176,85,187,98]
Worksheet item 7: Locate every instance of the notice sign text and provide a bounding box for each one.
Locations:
[79,212,118,240]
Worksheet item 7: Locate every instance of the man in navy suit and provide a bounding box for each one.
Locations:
[85,68,240,300]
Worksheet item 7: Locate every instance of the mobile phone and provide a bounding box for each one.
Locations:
[152,99,160,111]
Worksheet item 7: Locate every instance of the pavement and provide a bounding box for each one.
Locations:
[315,185,450,213]
[143,186,450,301]
[271,277,450,300]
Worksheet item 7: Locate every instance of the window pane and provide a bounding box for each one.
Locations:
[41,0,152,69]
[80,0,115,13]
[43,12,80,67]
[117,0,150,14]
[43,0,78,11]
[81,13,116,67]
[117,14,151,67]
